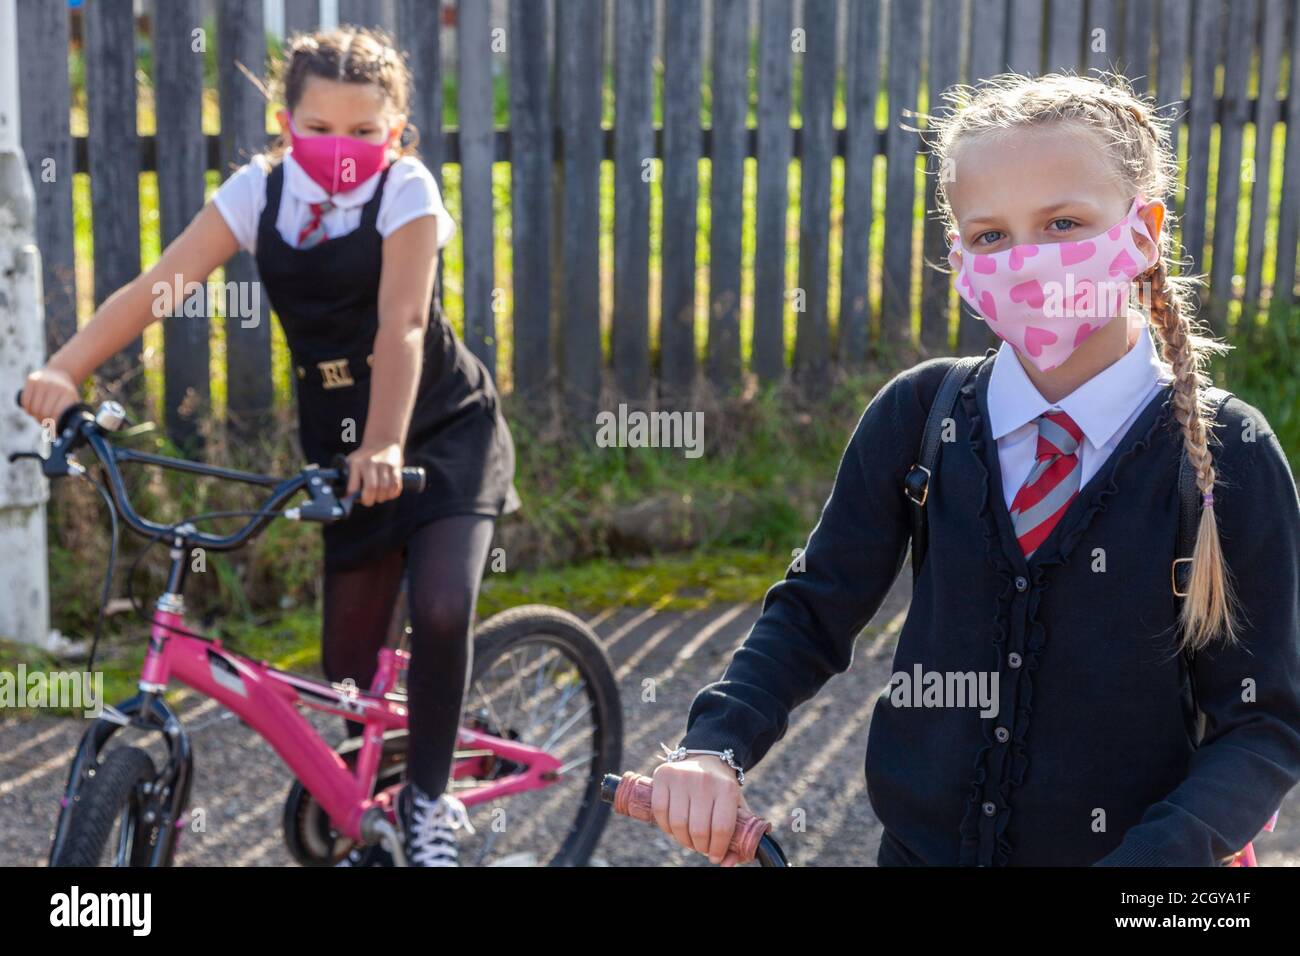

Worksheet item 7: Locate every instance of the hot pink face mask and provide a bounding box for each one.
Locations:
[287,117,391,196]
[947,196,1159,372]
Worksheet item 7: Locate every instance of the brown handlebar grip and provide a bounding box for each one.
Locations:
[610,770,772,863]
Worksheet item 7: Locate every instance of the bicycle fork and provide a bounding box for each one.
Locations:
[49,688,194,867]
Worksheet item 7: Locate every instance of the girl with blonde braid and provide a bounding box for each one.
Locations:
[653,73,1300,866]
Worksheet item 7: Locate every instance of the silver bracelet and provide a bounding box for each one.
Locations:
[658,741,745,786]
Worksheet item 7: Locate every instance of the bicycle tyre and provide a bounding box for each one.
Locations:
[467,604,622,866]
[50,746,162,867]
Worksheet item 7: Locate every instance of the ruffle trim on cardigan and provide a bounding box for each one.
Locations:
[956,375,1018,865]
[954,376,1178,866]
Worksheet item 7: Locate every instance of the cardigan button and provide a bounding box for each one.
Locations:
[1008,652,1023,669]
[994,726,1010,743]
[982,801,997,817]
[1014,575,1028,592]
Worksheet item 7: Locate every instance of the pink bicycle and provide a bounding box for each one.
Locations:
[11,396,622,867]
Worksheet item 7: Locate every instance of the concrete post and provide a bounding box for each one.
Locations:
[0,0,53,647]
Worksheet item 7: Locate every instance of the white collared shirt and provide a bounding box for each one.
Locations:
[987,319,1174,510]
[213,150,457,255]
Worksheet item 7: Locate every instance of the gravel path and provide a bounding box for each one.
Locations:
[2,574,1297,866]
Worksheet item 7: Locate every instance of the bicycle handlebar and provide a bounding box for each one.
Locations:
[599,771,787,866]
[10,390,426,551]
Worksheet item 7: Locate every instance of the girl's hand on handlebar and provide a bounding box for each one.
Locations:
[21,368,79,426]
[650,755,749,866]
[345,442,404,507]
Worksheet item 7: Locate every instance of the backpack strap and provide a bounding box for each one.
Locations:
[904,355,988,580]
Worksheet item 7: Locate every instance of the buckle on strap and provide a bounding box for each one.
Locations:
[1172,557,1194,598]
[294,354,374,389]
[903,464,931,507]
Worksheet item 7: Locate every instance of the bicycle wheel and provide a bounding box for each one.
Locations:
[50,746,163,867]
[452,605,622,866]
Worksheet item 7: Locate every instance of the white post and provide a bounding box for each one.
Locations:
[0,0,53,648]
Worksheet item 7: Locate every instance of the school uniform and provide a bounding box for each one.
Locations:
[214,152,520,572]
[677,327,1300,866]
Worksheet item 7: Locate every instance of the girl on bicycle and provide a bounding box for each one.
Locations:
[21,26,519,867]
[652,73,1300,866]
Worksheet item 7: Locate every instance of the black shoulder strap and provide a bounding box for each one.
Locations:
[262,161,285,224]
[905,355,987,580]
[359,164,393,233]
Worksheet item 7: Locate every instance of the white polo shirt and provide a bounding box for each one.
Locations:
[213,150,457,255]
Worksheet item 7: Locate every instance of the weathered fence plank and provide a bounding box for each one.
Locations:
[154,0,211,451]
[556,0,603,428]
[752,0,792,383]
[613,0,653,402]
[708,0,748,390]
[1047,0,1084,74]
[1274,0,1300,308]
[794,0,835,390]
[508,0,552,405]
[921,0,961,355]
[961,0,1006,353]
[283,0,319,35]
[1120,0,1155,91]
[1181,0,1222,283]
[660,0,702,404]
[1085,0,1120,74]
[1155,0,1191,155]
[83,0,143,400]
[839,0,880,367]
[1244,0,1286,311]
[337,0,390,32]
[398,0,442,181]
[1006,0,1044,75]
[396,0,444,321]
[1207,0,1255,334]
[880,0,921,351]
[218,0,273,430]
[15,0,76,357]
[457,0,497,376]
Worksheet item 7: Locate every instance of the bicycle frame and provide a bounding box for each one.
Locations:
[52,578,565,865]
[40,409,564,865]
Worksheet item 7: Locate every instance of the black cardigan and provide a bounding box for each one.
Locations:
[678,355,1300,866]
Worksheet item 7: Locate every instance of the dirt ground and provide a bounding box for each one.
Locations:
[2,573,1297,866]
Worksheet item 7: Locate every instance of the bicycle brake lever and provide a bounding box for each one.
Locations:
[286,476,357,522]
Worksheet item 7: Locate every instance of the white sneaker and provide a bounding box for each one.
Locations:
[398,782,475,867]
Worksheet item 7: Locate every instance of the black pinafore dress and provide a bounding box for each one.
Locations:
[254,161,521,572]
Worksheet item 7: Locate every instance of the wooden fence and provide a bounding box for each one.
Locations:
[15,0,1300,448]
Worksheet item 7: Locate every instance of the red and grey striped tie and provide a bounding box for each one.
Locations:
[1009,409,1084,558]
[297,199,334,249]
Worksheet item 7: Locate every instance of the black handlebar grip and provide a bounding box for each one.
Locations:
[401,467,427,494]
[15,389,24,408]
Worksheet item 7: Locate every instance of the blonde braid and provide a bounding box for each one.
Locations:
[1143,259,1240,651]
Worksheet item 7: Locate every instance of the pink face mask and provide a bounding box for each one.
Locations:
[287,117,391,195]
[947,196,1159,372]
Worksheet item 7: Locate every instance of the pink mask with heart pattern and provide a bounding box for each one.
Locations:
[946,196,1158,372]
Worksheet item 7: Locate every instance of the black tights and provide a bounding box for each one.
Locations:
[320,514,496,798]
